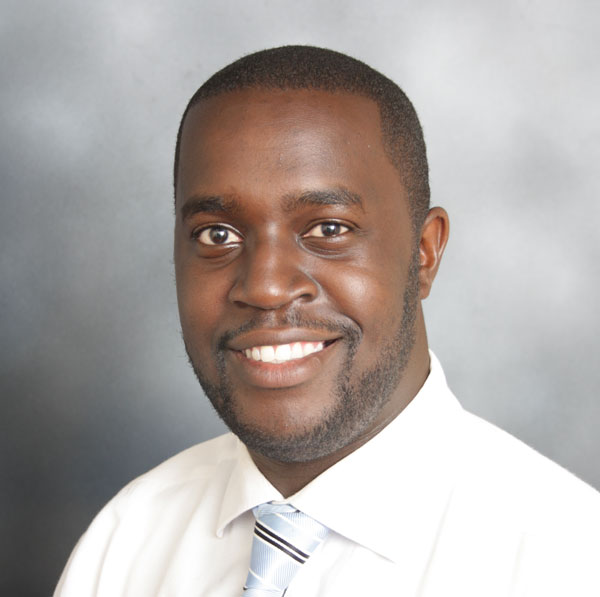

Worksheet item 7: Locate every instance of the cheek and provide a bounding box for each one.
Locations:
[175,260,231,352]
[323,260,406,339]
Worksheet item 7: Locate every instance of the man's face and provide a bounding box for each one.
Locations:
[175,89,423,463]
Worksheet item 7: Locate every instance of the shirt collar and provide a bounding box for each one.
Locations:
[217,351,463,568]
[216,439,282,537]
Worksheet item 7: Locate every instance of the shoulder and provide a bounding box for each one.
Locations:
[54,432,240,595]
[69,431,241,539]
[453,409,600,533]
[462,413,600,593]
[111,431,239,509]
[407,404,600,595]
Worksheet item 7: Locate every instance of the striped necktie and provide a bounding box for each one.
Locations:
[242,502,329,596]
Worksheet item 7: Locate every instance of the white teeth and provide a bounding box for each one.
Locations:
[291,342,304,359]
[274,344,292,361]
[260,345,276,363]
[304,342,316,356]
[243,341,326,363]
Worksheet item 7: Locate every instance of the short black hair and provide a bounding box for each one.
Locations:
[174,45,430,229]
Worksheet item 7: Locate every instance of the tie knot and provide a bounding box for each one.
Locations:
[242,502,329,596]
[254,502,297,517]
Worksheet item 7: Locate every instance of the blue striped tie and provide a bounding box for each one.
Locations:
[242,502,329,596]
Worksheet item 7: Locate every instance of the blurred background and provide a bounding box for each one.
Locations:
[1,0,599,594]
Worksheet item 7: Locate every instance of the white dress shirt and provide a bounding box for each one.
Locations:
[55,353,600,596]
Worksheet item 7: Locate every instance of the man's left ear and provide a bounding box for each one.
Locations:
[418,207,449,299]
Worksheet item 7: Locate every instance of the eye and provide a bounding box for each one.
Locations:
[194,225,243,246]
[303,222,351,238]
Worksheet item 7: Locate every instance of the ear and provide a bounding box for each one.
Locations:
[418,207,449,299]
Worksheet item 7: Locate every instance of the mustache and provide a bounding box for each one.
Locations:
[216,311,361,351]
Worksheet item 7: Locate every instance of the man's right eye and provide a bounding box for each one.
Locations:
[194,225,243,246]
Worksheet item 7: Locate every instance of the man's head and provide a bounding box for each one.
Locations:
[173,46,448,467]
[174,45,430,231]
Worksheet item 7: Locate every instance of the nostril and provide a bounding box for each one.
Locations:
[228,258,320,310]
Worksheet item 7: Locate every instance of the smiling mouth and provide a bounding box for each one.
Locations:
[241,340,337,364]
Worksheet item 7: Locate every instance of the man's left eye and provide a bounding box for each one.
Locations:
[303,222,351,238]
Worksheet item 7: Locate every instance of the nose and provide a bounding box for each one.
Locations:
[228,237,320,310]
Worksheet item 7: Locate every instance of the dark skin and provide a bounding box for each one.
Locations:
[174,89,449,497]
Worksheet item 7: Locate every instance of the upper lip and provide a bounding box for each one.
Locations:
[226,328,341,351]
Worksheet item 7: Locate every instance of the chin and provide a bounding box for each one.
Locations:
[228,417,359,464]
[201,371,389,463]
[215,391,352,463]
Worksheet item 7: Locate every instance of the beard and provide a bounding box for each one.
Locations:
[186,248,420,463]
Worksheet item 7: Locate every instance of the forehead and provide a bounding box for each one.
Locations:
[176,88,407,216]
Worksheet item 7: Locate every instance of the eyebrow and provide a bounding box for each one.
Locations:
[282,188,364,212]
[179,187,364,221]
[179,195,241,221]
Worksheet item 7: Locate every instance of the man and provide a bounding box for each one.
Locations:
[55,46,600,596]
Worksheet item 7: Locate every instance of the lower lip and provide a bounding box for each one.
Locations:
[227,341,339,389]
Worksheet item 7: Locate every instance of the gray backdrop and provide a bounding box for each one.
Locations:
[2,1,599,595]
